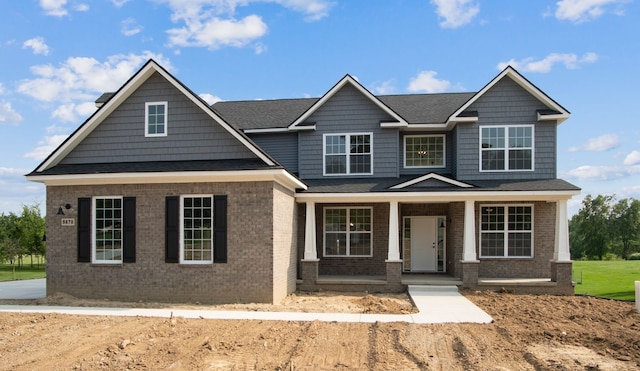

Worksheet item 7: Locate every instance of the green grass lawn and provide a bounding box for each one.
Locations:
[0,255,46,282]
[572,260,640,301]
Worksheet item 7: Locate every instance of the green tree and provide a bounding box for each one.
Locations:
[569,194,614,260]
[610,198,640,259]
[0,212,25,278]
[16,204,46,267]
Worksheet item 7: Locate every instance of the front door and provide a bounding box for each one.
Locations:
[410,217,437,272]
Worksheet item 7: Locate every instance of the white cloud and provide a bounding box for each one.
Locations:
[24,134,69,161]
[497,52,598,73]
[555,0,628,23]
[18,51,172,103]
[0,101,24,125]
[112,0,130,7]
[121,18,143,36]
[373,80,397,95]
[567,134,620,152]
[199,93,222,105]
[431,0,479,29]
[39,0,88,16]
[563,164,640,181]
[22,37,50,56]
[407,71,458,93]
[623,150,640,166]
[0,83,4,95]
[254,42,268,55]
[51,102,97,123]
[271,0,334,21]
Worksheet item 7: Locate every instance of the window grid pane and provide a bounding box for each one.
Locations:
[481,126,533,171]
[325,134,371,175]
[480,205,532,257]
[147,103,166,135]
[183,196,213,262]
[405,136,444,167]
[94,197,122,262]
[325,208,372,256]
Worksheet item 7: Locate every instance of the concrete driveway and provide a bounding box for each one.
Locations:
[0,279,46,299]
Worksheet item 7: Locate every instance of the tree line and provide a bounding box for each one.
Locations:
[570,194,640,260]
[0,203,45,269]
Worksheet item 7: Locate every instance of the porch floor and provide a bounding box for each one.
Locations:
[477,277,556,287]
[313,274,463,286]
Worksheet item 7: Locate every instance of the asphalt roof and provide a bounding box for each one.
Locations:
[212,92,476,131]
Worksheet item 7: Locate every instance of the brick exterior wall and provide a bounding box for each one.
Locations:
[45,181,293,304]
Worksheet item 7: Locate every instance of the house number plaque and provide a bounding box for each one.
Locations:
[61,218,75,226]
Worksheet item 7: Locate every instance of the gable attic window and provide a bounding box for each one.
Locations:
[404,135,445,168]
[324,133,372,175]
[480,125,534,171]
[145,101,168,137]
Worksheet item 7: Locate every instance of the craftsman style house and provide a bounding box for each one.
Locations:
[27,60,579,304]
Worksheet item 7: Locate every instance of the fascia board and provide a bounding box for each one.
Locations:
[243,128,290,134]
[288,75,408,129]
[537,112,570,123]
[26,169,307,191]
[295,190,581,203]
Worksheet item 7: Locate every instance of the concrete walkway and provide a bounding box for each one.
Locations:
[0,280,492,324]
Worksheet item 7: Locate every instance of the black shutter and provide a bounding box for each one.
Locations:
[77,197,91,263]
[165,196,179,263]
[213,195,227,263]
[122,197,136,263]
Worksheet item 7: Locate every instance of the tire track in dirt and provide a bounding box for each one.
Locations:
[391,328,429,370]
[452,335,475,371]
[367,321,379,369]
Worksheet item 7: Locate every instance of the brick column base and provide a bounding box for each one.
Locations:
[550,260,574,295]
[461,260,480,289]
[385,260,403,292]
[298,259,319,291]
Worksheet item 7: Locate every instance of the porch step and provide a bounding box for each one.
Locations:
[408,285,459,294]
[401,277,463,286]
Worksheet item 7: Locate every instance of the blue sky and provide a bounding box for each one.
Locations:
[0,0,638,216]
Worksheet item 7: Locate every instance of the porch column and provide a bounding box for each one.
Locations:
[462,200,477,261]
[387,201,401,261]
[303,201,318,260]
[553,199,571,261]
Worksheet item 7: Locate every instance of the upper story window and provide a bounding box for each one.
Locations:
[480,205,533,258]
[480,125,533,171]
[93,196,122,264]
[324,133,372,175]
[145,101,168,137]
[404,135,445,168]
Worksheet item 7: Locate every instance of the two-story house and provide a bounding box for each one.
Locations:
[27,60,580,304]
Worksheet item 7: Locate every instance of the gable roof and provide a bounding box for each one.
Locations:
[33,59,278,173]
[448,66,570,124]
[287,74,409,130]
[389,173,474,189]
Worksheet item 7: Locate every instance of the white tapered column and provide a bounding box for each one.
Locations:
[387,201,401,261]
[303,201,318,260]
[554,199,571,261]
[462,200,478,261]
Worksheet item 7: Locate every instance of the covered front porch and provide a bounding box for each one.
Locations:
[296,194,575,295]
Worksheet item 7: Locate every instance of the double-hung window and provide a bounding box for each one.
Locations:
[181,195,213,264]
[145,101,168,137]
[404,135,445,168]
[93,197,123,264]
[324,133,372,175]
[480,125,533,171]
[480,205,533,258]
[324,207,372,257]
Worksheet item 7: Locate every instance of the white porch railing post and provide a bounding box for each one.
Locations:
[303,201,318,260]
[554,199,571,261]
[462,200,477,261]
[387,201,401,261]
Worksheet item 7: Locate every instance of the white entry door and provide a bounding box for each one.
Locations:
[410,217,437,272]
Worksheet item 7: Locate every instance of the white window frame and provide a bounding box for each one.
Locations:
[145,101,168,137]
[479,204,534,258]
[404,134,446,168]
[92,196,123,264]
[323,207,373,257]
[479,125,534,172]
[180,195,214,265]
[322,133,373,176]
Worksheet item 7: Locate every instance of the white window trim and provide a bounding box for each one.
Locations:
[478,125,535,172]
[91,196,123,264]
[322,133,374,176]
[403,134,446,169]
[479,203,534,259]
[145,101,168,137]
[323,207,373,257]
[179,194,214,265]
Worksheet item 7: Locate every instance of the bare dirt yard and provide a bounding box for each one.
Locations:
[0,290,639,370]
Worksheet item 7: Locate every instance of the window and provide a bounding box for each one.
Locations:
[93,197,122,263]
[480,125,533,171]
[145,102,168,137]
[404,135,445,168]
[324,207,372,257]
[181,195,213,264]
[324,133,372,175]
[480,205,533,258]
